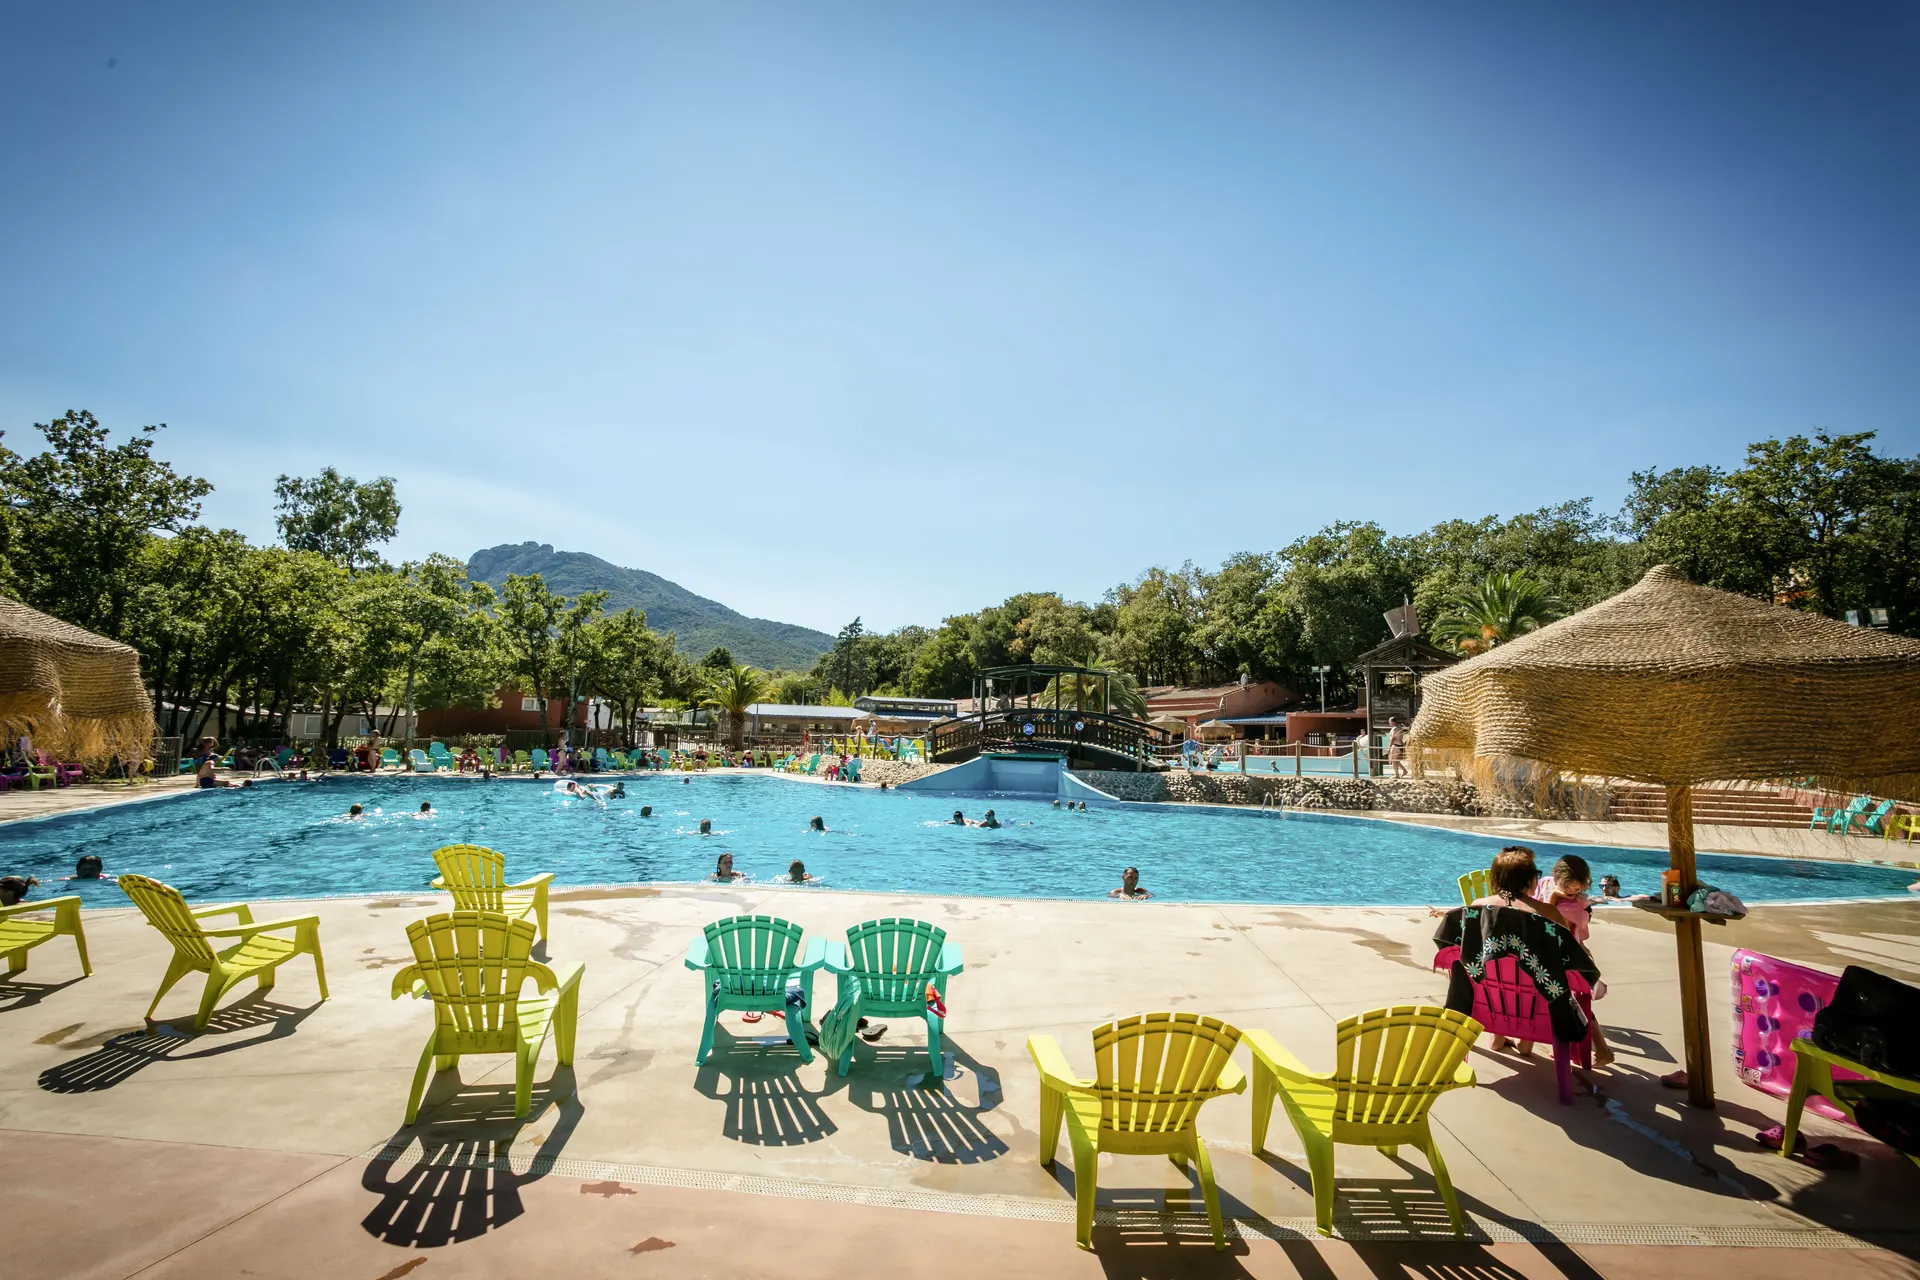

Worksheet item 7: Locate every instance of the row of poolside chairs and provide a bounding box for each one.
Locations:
[1809,795,1907,836]
[1,751,83,791]
[820,736,927,762]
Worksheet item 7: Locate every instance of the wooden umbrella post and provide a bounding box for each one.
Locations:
[1667,784,1713,1108]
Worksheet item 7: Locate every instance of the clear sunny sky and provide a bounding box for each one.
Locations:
[3,2,1916,635]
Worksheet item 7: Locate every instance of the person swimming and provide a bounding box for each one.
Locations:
[711,852,747,882]
[809,816,826,832]
[609,782,626,799]
[699,818,713,835]
[639,805,653,817]
[348,803,365,819]
[979,809,1001,829]
[417,801,433,816]
[950,810,967,825]
[787,859,817,884]
[1109,866,1151,899]
[67,854,112,882]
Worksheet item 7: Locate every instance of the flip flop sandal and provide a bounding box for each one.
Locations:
[1660,1070,1689,1090]
[1754,1124,1808,1154]
[1803,1143,1860,1171]
[858,1022,889,1042]
[740,1011,765,1023]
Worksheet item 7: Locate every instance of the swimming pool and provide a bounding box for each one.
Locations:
[3,774,1910,908]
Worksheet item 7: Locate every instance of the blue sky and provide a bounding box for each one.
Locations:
[4,2,1916,634]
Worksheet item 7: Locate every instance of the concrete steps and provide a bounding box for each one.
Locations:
[1605,783,1817,830]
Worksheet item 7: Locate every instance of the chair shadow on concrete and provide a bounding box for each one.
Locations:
[360,1082,585,1248]
[0,973,89,1012]
[835,1037,1008,1165]
[36,995,317,1094]
[694,1048,836,1147]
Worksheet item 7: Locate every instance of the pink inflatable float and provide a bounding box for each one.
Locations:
[1730,949,1860,1124]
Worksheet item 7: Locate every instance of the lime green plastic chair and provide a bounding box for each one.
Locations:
[684,915,826,1065]
[1247,1005,1481,1238]
[431,844,554,942]
[824,918,962,1076]
[119,875,327,1029]
[0,895,91,979]
[1456,869,1488,905]
[1781,1039,1920,1170]
[1029,1012,1247,1251]
[391,910,584,1123]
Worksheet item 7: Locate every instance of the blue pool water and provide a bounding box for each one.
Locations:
[2,774,1910,908]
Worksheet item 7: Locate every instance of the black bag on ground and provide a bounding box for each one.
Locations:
[1838,1089,1920,1156]
[1811,966,1920,1079]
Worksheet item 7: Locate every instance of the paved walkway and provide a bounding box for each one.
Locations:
[3,879,1916,1278]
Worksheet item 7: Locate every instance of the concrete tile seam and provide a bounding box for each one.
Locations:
[354,1141,1901,1250]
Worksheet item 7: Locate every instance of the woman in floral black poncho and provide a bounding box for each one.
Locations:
[1433,846,1600,1046]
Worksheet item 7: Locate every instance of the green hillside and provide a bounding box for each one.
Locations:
[466,543,835,670]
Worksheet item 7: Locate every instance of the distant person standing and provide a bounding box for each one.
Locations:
[1387,717,1408,778]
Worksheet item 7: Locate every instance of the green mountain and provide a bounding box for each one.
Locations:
[466,543,835,671]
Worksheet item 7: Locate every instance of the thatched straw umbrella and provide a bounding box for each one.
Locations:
[0,594,155,768]
[1411,565,1920,1108]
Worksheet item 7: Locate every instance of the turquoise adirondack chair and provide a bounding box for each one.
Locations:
[594,748,614,771]
[428,743,455,771]
[530,748,551,771]
[842,756,862,783]
[824,918,962,1076]
[1850,799,1896,835]
[684,915,826,1065]
[1811,796,1869,832]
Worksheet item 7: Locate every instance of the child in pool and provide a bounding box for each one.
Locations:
[787,859,817,884]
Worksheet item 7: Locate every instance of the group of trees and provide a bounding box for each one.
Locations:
[785,432,1920,705]
[0,411,698,748]
[4,413,1915,744]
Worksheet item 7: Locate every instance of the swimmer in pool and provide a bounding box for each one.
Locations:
[417,801,433,817]
[699,818,713,835]
[1109,866,1151,899]
[979,809,1001,829]
[787,859,817,884]
[809,816,826,832]
[348,803,365,819]
[65,854,114,883]
[711,852,747,883]
[639,805,653,817]
[609,782,626,799]
[950,810,967,826]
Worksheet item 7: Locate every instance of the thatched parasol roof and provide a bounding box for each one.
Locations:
[1410,565,1920,802]
[1148,714,1190,734]
[0,594,155,765]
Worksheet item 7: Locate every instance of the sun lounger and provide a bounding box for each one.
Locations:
[119,875,328,1031]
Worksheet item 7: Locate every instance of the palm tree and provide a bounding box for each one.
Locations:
[1037,670,1150,719]
[699,662,772,752]
[1432,571,1565,656]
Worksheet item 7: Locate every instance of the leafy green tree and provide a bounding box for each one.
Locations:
[588,608,665,747]
[3,411,211,637]
[699,645,734,671]
[274,467,401,575]
[496,573,567,743]
[378,555,497,744]
[700,662,772,751]
[829,617,867,695]
[1431,571,1564,654]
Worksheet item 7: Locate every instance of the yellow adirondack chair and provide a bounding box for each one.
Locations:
[1456,869,1488,905]
[0,895,91,978]
[1781,1039,1920,1170]
[431,844,554,942]
[1028,1012,1247,1251]
[1247,1005,1481,1238]
[391,910,584,1123]
[119,875,328,1030]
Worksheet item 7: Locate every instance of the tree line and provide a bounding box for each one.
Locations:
[3,412,1915,741]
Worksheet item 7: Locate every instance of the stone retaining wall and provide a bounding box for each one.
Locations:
[1074,768,1499,816]
[857,759,955,787]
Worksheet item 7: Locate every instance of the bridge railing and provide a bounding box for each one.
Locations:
[932,708,1171,764]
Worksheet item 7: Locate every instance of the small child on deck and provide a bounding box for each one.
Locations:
[1520,854,1614,1066]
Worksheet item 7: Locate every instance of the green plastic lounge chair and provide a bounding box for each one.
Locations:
[1456,869,1488,905]
[1851,799,1896,836]
[0,895,91,979]
[429,743,455,770]
[512,749,531,771]
[380,748,400,769]
[1811,796,1869,832]
[432,844,554,941]
[1781,1039,1920,1171]
[530,748,551,770]
[1248,1005,1480,1238]
[803,753,821,776]
[391,910,583,1123]
[1029,1012,1247,1251]
[824,918,962,1076]
[684,915,826,1065]
[119,875,327,1030]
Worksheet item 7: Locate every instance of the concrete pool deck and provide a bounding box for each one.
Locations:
[3,879,1917,1279]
